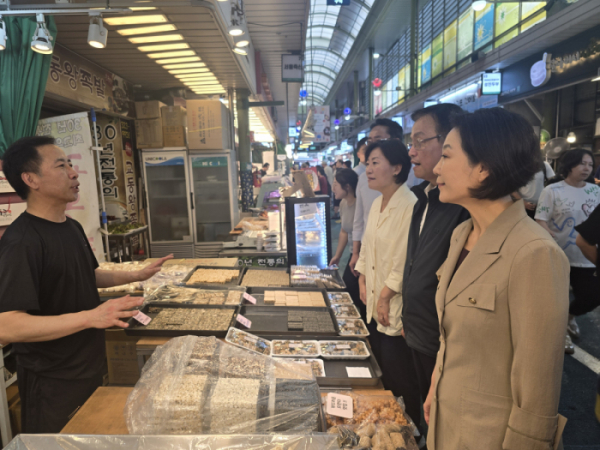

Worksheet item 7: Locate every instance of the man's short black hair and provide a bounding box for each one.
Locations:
[355,137,369,152]
[370,118,404,141]
[263,163,270,167]
[364,139,411,185]
[557,148,595,179]
[450,108,541,200]
[411,103,463,140]
[2,136,54,200]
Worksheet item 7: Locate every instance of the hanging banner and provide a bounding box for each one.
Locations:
[45,44,135,117]
[421,44,432,84]
[457,9,474,61]
[36,112,104,261]
[309,106,331,143]
[444,20,457,70]
[474,3,495,50]
[432,33,444,79]
[120,120,139,226]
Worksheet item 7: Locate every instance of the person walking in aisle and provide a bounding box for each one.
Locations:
[322,160,334,187]
[315,165,329,196]
[355,139,421,431]
[328,169,362,319]
[0,136,173,433]
[332,160,344,219]
[402,104,470,437]
[535,148,600,353]
[349,118,403,276]
[424,108,569,450]
[353,137,369,176]
[512,160,555,218]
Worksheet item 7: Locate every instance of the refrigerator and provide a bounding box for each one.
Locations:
[285,196,332,268]
[142,150,194,258]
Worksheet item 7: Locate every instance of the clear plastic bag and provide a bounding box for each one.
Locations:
[144,284,245,306]
[125,335,324,435]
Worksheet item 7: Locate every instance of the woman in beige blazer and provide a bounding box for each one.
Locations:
[424,108,569,450]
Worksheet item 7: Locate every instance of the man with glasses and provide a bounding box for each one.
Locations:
[349,118,404,276]
[401,104,470,441]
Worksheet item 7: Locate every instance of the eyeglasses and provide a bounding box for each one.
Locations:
[409,135,441,151]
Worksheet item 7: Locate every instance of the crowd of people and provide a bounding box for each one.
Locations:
[327,105,599,449]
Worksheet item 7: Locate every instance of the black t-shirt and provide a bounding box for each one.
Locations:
[575,206,600,267]
[0,212,104,379]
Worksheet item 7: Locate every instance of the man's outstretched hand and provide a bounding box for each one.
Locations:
[136,254,174,281]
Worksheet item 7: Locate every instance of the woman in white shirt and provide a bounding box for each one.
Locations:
[535,148,600,353]
[355,139,421,429]
[513,160,555,218]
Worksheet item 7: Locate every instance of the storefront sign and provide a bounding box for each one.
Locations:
[282,54,304,83]
[500,25,600,103]
[482,73,502,95]
[0,171,15,194]
[120,121,139,226]
[0,202,26,226]
[36,112,105,261]
[46,44,135,117]
[237,256,287,267]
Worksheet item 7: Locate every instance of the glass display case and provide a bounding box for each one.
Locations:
[285,196,332,268]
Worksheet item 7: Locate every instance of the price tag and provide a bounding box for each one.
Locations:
[289,343,303,348]
[346,367,372,378]
[335,344,351,350]
[236,314,252,329]
[326,393,353,419]
[243,293,257,304]
[133,311,152,326]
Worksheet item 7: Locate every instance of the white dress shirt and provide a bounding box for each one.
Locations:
[355,183,417,336]
[352,172,381,243]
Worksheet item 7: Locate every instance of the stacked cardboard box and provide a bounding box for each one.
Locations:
[162,106,187,147]
[186,100,231,150]
[135,100,165,148]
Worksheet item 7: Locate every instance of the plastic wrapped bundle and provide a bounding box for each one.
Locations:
[125,335,322,435]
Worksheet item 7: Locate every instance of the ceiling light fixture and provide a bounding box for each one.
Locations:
[87,14,108,49]
[138,43,189,52]
[0,17,6,51]
[156,56,200,64]
[162,62,206,69]
[168,68,210,74]
[147,50,195,59]
[175,75,218,81]
[104,14,168,26]
[128,34,183,44]
[592,68,600,82]
[229,25,244,36]
[373,53,380,59]
[233,47,247,55]
[567,132,576,143]
[117,25,176,36]
[374,88,382,96]
[234,34,249,48]
[31,14,53,54]
[129,7,157,11]
[471,1,487,11]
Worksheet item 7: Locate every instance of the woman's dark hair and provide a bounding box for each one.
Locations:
[557,148,595,180]
[450,108,541,200]
[2,135,54,200]
[334,168,358,196]
[316,165,326,177]
[343,160,352,169]
[364,139,411,184]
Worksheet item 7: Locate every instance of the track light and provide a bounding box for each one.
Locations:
[373,53,380,59]
[234,34,249,48]
[233,47,247,55]
[31,14,53,54]
[228,24,244,36]
[0,17,6,51]
[471,1,487,11]
[88,14,107,49]
[567,132,576,144]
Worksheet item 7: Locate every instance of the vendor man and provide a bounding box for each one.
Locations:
[0,136,172,433]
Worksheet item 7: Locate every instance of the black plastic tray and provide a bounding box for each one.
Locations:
[181,266,246,288]
[124,303,239,337]
[244,287,331,308]
[266,335,382,387]
[290,269,346,291]
[236,305,339,336]
[240,266,291,288]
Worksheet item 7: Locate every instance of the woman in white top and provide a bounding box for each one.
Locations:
[513,160,555,218]
[355,139,420,427]
[535,148,600,352]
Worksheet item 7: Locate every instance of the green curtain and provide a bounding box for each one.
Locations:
[0,15,57,157]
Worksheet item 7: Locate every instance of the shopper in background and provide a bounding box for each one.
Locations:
[329,169,362,318]
[322,160,334,188]
[349,118,403,275]
[259,162,270,177]
[332,160,345,219]
[343,160,352,169]
[0,136,173,433]
[535,148,599,353]
[355,139,421,430]
[315,165,329,196]
[402,104,469,435]
[424,108,569,450]
[512,159,555,218]
[354,137,369,176]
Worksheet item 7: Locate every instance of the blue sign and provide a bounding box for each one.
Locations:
[299,89,308,98]
[474,4,494,50]
[327,0,350,4]
[343,107,351,115]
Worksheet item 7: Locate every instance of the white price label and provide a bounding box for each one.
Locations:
[236,314,252,329]
[346,367,372,378]
[243,293,257,304]
[133,311,152,326]
[289,343,303,348]
[335,344,351,350]
[326,393,353,419]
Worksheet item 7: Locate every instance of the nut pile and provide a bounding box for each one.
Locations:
[209,377,261,433]
[272,340,320,357]
[274,358,325,378]
[144,308,234,331]
[264,290,326,307]
[225,328,272,355]
[146,286,242,305]
[287,310,335,333]
[331,304,361,318]
[186,268,240,285]
[241,269,290,287]
[320,341,370,358]
[337,319,370,336]
[328,292,354,305]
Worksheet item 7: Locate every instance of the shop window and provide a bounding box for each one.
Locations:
[474,3,495,50]
[432,33,444,79]
[444,20,458,71]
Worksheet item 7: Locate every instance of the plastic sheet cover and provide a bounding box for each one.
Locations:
[5,434,340,450]
[124,336,323,435]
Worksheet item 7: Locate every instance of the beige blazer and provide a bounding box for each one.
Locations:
[427,200,569,450]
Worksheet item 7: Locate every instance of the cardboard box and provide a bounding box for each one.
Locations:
[163,126,186,147]
[135,100,166,119]
[186,100,231,150]
[135,118,164,148]
[161,106,187,127]
[105,329,140,386]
